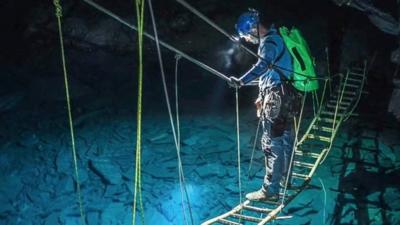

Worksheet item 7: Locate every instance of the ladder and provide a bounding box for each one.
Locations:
[201,64,367,225]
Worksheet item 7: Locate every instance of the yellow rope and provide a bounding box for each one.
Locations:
[52,1,86,224]
[132,0,145,224]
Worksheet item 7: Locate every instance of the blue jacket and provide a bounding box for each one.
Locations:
[239,26,292,91]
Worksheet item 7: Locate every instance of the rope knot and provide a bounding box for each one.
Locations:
[175,54,182,60]
[53,0,63,18]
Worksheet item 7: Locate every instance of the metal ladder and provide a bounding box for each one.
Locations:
[201,65,367,225]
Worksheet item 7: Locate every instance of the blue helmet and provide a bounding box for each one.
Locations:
[236,9,259,36]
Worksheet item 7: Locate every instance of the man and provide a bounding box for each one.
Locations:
[229,9,296,201]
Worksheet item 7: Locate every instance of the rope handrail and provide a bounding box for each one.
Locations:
[147,0,194,224]
[175,0,333,81]
[81,0,230,82]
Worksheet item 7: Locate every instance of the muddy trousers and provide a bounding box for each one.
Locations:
[261,122,294,195]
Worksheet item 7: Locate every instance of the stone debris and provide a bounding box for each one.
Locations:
[0,109,399,225]
[89,158,123,185]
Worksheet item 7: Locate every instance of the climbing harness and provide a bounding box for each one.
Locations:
[52,1,86,224]
[132,0,146,224]
[147,0,194,224]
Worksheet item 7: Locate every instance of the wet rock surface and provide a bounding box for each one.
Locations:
[0,100,399,225]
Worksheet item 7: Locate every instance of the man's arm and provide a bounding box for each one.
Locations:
[238,41,279,85]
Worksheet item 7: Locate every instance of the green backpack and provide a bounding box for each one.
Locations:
[279,26,319,92]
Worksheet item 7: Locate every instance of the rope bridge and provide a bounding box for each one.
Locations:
[201,64,367,225]
[52,0,367,224]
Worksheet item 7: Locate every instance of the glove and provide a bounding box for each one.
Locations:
[228,76,243,88]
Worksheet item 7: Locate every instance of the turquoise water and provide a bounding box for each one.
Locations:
[1,100,399,225]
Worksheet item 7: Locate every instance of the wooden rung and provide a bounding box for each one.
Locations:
[293,161,314,169]
[218,218,242,225]
[292,173,309,179]
[275,215,294,220]
[231,213,263,223]
[242,205,273,213]
[321,111,344,117]
[260,199,281,205]
[307,134,331,142]
[317,117,339,123]
[343,91,357,96]
[295,150,319,158]
[312,125,334,133]
[344,83,359,88]
[336,90,357,96]
[329,99,351,106]
[326,104,347,110]
[347,77,362,83]
[349,71,365,77]
[331,95,354,102]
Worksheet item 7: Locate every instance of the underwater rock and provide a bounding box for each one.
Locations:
[158,198,179,222]
[0,198,13,215]
[0,92,24,112]
[103,184,128,199]
[62,215,81,225]
[56,149,73,175]
[378,142,396,165]
[71,167,89,184]
[0,172,24,201]
[384,188,400,210]
[368,206,384,225]
[360,137,376,150]
[44,213,59,225]
[146,207,170,225]
[149,132,171,144]
[100,202,129,225]
[182,135,200,146]
[47,195,76,214]
[86,211,100,225]
[89,158,123,185]
[73,109,109,127]
[195,163,227,178]
[344,162,356,177]
[142,155,178,179]
[55,175,75,194]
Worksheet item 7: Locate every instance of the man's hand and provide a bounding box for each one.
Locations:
[228,76,243,88]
